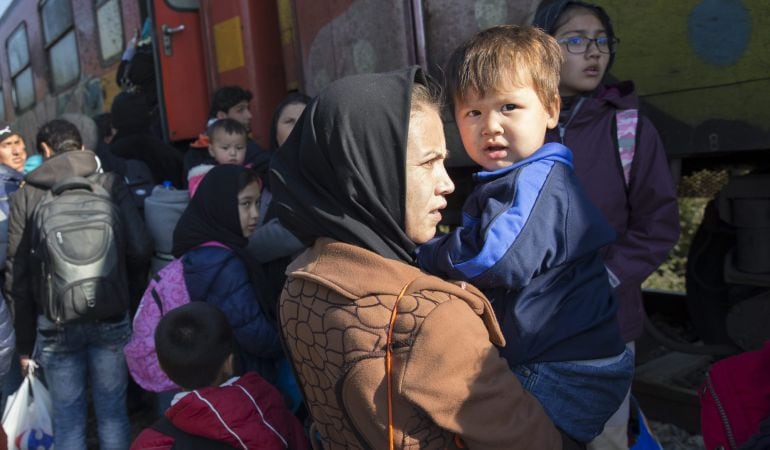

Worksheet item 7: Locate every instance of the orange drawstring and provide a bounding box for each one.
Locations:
[387,278,417,450]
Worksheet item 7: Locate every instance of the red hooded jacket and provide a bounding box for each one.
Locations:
[131,372,310,449]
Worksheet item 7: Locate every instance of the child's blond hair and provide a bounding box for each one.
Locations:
[446,25,563,114]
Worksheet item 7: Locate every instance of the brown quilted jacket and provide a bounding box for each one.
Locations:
[280,238,561,449]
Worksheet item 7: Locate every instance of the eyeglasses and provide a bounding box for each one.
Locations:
[556,36,619,54]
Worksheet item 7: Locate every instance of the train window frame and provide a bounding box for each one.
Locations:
[165,0,199,12]
[94,0,124,66]
[39,0,81,92]
[5,23,36,112]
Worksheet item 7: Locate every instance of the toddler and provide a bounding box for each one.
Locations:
[417,25,633,443]
[188,118,248,197]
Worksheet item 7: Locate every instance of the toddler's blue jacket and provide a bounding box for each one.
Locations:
[418,143,625,365]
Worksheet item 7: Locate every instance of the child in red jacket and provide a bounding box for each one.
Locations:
[131,302,309,450]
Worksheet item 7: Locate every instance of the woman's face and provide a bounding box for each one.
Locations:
[404,106,454,244]
[276,102,307,147]
[237,181,261,237]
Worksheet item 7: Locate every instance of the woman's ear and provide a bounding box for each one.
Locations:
[41,142,54,158]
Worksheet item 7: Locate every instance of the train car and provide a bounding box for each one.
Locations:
[0,0,288,147]
[2,0,769,158]
[0,0,142,143]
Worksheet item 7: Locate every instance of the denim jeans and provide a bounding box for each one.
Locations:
[513,347,635,443]
[35,314,131,450]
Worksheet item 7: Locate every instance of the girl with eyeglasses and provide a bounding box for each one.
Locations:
[533,2,680,450]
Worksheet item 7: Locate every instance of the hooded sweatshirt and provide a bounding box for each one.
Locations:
[418,142,624,365]
[4,150,151,354]
[130,372,310,450]
[533,1,680,341]
[546,82,680,341]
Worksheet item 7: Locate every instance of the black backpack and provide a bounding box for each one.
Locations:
[30,175,128,324]
[122,159,155,211]
[151,417,234,449]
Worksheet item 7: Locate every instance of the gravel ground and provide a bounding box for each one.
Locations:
[650,421,704,449]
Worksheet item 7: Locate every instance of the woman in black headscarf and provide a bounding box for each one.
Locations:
[270,67,563,449]
[172,164,282,377]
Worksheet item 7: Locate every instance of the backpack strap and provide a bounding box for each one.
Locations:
[150,416,235,450]
[615,109,638,188]
[198,241,229,250]
[51,177,94,195]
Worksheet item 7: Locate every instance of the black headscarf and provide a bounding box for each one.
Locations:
[270,66,429,264]
[269,92,312,150]
[172,163,276,320]
[172,164,249,256]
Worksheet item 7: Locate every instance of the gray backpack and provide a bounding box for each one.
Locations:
[30,176,128,324]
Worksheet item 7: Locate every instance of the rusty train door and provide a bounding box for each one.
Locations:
[149,0,208,142]
[198,0,286,148]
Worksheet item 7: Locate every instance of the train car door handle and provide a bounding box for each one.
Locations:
[161,24,186,56]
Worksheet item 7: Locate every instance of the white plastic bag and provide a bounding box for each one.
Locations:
[1,360,54,450]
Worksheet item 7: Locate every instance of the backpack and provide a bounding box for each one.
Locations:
[122,159,155,211]
[30,175,127,325]
[614,108,638,188]
[700,342,770,450]
[124,242,226,393]
[150,416,234,450]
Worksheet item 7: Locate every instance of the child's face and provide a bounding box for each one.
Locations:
[225,100,253,132]
[553,10,611,96]
[454,81,558,171]
[208,130,247,165]
[238,180,261,237]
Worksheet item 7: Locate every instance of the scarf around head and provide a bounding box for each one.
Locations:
[172,164,248,257]
[269,66,428,264]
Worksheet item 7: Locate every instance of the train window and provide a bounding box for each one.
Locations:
[49,32,80,89]
[7,25,30,75]
[40,0,74,45]
[40,0,80,90]
[165,0,199,11]
[6,24,35,111]
[95,0,124,63]
[11,68,35,111]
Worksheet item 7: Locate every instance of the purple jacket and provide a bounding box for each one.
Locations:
[545,81,680,341]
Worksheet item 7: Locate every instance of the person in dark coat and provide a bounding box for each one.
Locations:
[109,91,184,187]
[4,119,151,449]
[533,2,680,448]
[172,164,282,378]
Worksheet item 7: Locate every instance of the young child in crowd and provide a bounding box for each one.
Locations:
[184,85,268,180]
[130,301,309,449]
[187,118,248,197]
[416,25,633,443]
[172,164,287,385]
[532,2,680,447]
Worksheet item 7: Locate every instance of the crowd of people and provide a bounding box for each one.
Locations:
[0,1,680,449]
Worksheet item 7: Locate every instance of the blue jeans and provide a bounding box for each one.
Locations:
[514,347,635,443]
[34,315,131,450]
